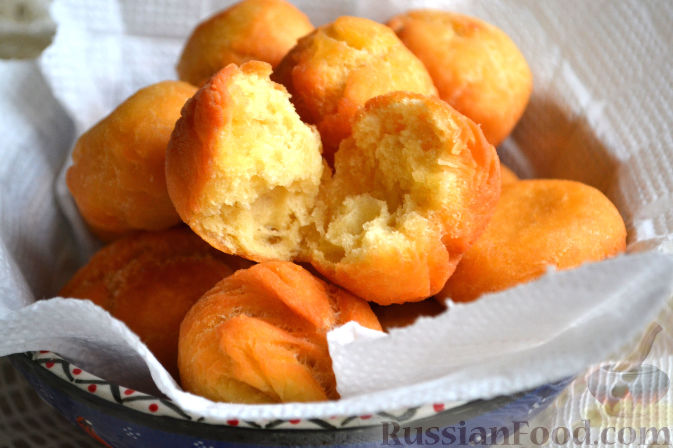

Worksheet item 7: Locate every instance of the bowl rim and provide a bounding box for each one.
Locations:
[15,351,463,430]
[11,351,573,436]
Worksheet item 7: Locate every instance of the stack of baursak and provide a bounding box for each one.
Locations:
[62,0,627,404]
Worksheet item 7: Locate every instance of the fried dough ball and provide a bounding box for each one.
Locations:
[60,227,250,378]
[166,65,500,305]
[166,61,324,262]
[272,16,437,163]
[66,81,197,241]
[500,163,519,185]
[178,261,381,403]
[309,92,501,304]
[388,10,532,146]
[439,180,627,302]
[372,298,447,332]
[177,0,313,87]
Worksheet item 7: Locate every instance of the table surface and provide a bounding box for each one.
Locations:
[0,357,96,448]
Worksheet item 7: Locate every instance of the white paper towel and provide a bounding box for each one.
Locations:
[1,0,673,421]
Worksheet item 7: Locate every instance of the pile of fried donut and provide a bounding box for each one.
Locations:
[62,0,627,404]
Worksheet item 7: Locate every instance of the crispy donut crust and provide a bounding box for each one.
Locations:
[309,92,501,304]
[178,261,381,403]
[166,61,324,262]
[66,81,196,241]
[388,10,532,146]
[440,180,627,302]
[60,227,250,377]
[273,16,437,163]
[177,0,313,87]
[500,163,519,186]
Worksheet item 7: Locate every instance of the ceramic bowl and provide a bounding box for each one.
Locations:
[11,351,571,447]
